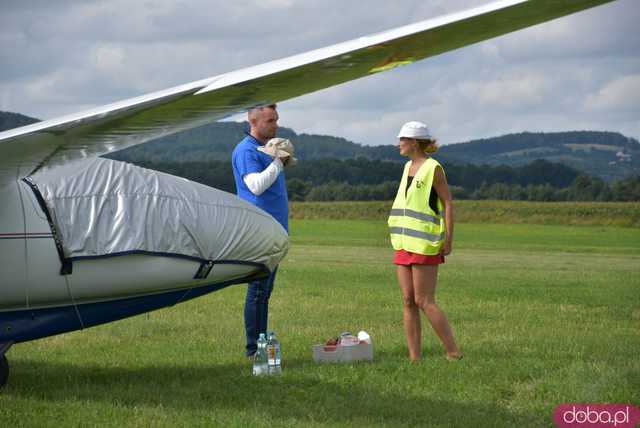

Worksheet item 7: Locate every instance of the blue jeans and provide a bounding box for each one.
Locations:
[244,268,277,356]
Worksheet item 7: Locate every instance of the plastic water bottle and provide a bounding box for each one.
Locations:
[252,333,268,376]
[267,331,282,374]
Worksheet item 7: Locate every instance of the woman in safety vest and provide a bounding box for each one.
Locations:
[388,121,462,361]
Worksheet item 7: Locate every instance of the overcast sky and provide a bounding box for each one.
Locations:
[1,0,638,146]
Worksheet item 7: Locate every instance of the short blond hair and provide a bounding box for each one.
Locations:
[417,138,438,153]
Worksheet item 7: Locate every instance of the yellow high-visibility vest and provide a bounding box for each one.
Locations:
[388,158,445,255]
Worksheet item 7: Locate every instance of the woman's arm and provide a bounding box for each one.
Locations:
[433,165,454,256]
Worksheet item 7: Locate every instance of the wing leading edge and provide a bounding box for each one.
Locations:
[0,0,616,186]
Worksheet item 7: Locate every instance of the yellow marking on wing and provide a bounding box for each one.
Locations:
[369,58,415,74]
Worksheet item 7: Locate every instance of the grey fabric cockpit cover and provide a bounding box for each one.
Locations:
[27,158,289,272]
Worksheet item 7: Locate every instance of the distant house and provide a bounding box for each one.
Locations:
[616,151,632,162]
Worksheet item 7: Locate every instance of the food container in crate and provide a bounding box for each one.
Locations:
[312,339,373,363]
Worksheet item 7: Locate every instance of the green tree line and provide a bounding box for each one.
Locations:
[4,111,637,182]
[128,157,640,202]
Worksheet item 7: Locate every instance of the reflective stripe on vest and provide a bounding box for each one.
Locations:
[388,208,441,225]
[388,227,445,242]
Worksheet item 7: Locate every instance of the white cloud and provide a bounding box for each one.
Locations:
[255,0,294,8]
[1,0,638,145]
[585,74,640,112]
[458,73,547,111]
[92,44,126,75]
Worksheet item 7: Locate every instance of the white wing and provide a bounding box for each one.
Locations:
[0,0,615,186]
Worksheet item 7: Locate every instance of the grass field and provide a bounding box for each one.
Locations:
[1,219,639,427]
[290,200,640,227]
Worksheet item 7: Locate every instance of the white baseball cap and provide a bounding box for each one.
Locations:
[397,121,433,139]
[258,137,298,166]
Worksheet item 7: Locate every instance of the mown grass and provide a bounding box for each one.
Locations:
[1,220,638,427]
[290,200,640,227]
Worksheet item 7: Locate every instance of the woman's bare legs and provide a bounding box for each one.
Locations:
[396,265,422,361]
[412,264,461,358]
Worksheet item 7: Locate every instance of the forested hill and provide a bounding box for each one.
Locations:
[438,131,639,182]
[0,111,40,131]
[2,111,638,181]
[96,121,640,182]
[107,122,639,181]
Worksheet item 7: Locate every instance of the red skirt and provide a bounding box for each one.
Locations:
[394,249,445,265]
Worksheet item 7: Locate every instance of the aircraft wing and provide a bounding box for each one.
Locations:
[0,0,615,187]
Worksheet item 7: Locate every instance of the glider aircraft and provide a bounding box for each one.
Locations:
[0,0,617,387]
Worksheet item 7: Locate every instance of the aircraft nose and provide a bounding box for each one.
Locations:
[28,158,289,275]
[203,196,289,272]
